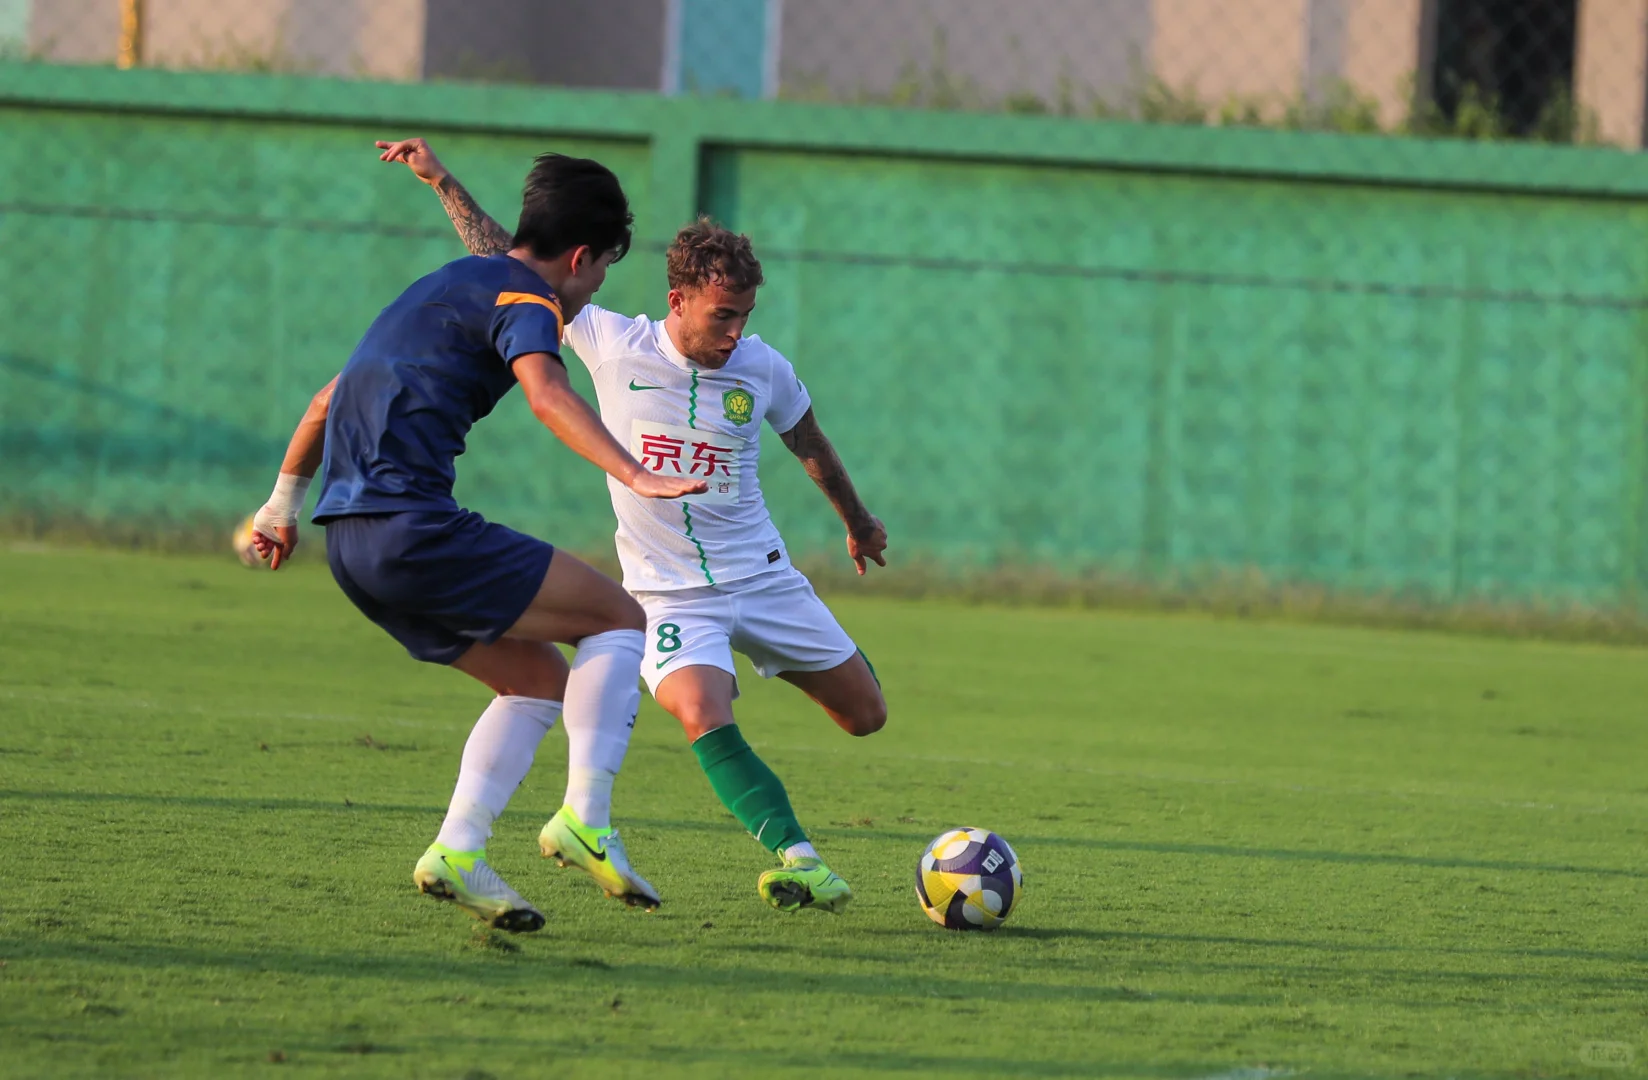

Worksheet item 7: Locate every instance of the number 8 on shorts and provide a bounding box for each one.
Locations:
[657,623,683,654]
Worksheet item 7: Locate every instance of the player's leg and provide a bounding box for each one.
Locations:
[654,665,833,875]
[497,548,648,831]
[778,651,886,737]
[436,552,659,912]
[470,547,659,908]
[325,515,558,930]
[642,591,812,857]
[733,568,885,740]
[328,511,652,925]
[726,569,880,911]
[499,543,645,644]
[437,638,568,859]
[414,644,565,933]
[654,666,811,856]
[643,595,850,913]
[449,627,658,910]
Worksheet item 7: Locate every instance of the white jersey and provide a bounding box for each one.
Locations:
[565,305,812,592]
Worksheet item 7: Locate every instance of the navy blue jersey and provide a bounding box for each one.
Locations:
[312,255,565,522]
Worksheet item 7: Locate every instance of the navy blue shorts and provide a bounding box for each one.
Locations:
[324,509,554,665]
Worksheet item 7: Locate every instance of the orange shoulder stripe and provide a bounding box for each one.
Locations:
[494,291,564,339]
[495,291,563,316]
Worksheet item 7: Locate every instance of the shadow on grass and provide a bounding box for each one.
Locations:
[0,936,1266,1011]
[0,937,1610,1080]
[993,926,1648,966]
[5,790,1642,882]
[633,816,1647,882]
[7,911,1644,1007]
[717,931,1648,994]
[0,1012,1344,1080]
[0,788,447,817]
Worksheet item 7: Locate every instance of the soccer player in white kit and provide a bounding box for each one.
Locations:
[380,138,889,912]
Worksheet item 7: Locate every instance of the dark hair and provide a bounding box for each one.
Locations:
[513,153,634,263]
[666,218,765,293]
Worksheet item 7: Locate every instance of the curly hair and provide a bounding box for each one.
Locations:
[666,218,765,293]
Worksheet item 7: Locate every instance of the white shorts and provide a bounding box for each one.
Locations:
[635,567,858,697]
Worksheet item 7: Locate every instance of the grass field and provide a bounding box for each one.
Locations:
[1,546,1644,1079]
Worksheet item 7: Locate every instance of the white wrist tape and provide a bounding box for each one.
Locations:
[259,473,311,527]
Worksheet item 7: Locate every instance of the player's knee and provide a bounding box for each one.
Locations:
[667,687,735,741]
[845,698,887,737]
[486,668,564,701]
[495,643,568,699]
[678,709,733,743]
[457,639,570,700]
[611,593,646,633]
[497,677,559,700]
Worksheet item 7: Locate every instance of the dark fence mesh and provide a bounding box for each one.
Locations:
[11,1,1645,145]
[4,1,1647,614]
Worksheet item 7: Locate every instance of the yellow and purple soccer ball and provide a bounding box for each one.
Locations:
[231,514,265,568]
[916,827,1022,930]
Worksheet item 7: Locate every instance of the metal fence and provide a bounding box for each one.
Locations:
[4,1,1648,609]
[10,0,1648,146]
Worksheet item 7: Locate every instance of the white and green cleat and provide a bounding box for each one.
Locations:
[758,856,853,914]
[538,805,661,911]
[412,844,545,933]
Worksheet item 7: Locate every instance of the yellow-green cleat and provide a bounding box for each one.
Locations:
[412,844,545,933]
[538,805,661,911]
[758,856,853,914]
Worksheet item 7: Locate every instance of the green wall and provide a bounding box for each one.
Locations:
[2,64,1645,606]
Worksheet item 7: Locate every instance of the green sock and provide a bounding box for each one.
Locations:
[690,724,807,854]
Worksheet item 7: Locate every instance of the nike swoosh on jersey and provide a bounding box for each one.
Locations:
[628,380,667,391]
[656,654,682,670]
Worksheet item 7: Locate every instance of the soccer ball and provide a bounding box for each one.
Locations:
[231,514,265,568]
[916,827,1022,931]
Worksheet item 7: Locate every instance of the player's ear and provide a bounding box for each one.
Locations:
[568,244,594,276]
[667,288,685,316]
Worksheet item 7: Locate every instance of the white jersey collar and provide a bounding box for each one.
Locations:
[654,319,697,371]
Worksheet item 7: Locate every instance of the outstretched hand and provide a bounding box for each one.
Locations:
[847,516,888,575]
[629,471,710,500]
[376,138,449,186]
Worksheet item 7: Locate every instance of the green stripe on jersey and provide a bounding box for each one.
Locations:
[682,368,712,583]
[682,503,714,584]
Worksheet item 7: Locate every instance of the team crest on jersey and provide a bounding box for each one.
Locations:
[722,388,755,426]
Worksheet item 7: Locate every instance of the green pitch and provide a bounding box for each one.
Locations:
[1,547,1643,1079]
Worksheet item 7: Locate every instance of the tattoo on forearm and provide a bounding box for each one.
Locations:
[780,409,874,532]
[434,174,513,256]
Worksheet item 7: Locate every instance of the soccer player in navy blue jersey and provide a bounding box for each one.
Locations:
[250,153,705,932]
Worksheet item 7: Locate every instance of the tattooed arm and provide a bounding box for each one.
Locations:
[431,172,512,256]
[780,408,888,575]
[375,138,513,256]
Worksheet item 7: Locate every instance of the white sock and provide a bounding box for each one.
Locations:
[434,695,562,853]
[782,841,819,862]
[564,767,616,830]
[560,628,644,829]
